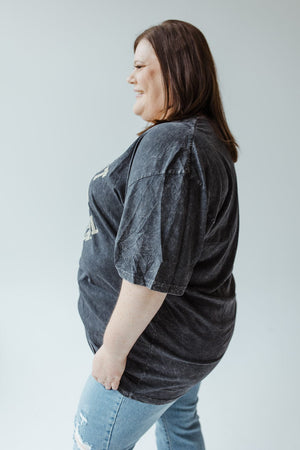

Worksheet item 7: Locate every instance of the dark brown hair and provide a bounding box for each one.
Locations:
[133,19,239,162]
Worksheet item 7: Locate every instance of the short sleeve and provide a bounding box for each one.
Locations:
[114,170,207,296]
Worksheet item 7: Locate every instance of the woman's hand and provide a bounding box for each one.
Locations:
[92,344,127,390]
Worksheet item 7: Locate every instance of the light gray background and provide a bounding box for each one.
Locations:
[1,0,299,449]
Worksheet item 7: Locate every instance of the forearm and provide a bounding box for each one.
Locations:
[103,278,167,358]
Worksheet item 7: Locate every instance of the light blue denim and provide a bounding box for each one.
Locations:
[73,374,205,449]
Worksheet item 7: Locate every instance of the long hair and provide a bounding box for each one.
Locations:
[133,19,239,163]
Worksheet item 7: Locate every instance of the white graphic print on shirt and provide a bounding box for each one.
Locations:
[84,215,98,241]
[83,166,109,241]
[93,166,109,180]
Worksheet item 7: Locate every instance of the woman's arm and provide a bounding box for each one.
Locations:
[92,278,167,389]
[104,278,167,356]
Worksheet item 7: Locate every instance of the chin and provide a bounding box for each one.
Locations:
[133,105,143,117]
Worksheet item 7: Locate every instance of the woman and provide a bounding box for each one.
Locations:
[73,19,239,450]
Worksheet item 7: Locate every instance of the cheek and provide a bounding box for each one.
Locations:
[149,73,165,100]
[155,82,165,106]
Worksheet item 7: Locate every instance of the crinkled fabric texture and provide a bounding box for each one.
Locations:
[77,115,239,405]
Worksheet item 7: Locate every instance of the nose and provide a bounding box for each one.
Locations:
[127,69,135,84]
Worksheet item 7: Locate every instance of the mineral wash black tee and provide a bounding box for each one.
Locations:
[77,115,239,405]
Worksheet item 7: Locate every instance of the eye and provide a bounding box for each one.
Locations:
[134,65,143,69]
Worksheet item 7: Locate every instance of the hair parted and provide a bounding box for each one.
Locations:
[133,19,239,162]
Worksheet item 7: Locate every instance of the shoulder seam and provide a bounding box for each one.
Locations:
[127,118,197,188]
[187,119,197,173]
[127,170,186,188]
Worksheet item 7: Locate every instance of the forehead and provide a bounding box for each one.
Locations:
[134,39,157,63]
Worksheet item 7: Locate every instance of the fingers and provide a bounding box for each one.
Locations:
[111,380,119,390]
[99,378,111,389]
[93,376,119,390]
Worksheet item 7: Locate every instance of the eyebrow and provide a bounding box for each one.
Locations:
[133,59,145,64]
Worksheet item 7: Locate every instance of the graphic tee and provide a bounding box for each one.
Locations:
[77,115,239,405]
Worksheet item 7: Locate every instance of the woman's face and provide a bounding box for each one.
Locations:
[127,39,168,122]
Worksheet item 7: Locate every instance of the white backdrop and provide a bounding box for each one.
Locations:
[1,0,299,448]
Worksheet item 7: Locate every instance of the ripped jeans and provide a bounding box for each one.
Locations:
[73,374,205,449]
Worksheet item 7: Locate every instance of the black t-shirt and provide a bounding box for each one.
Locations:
[77,115,239,404]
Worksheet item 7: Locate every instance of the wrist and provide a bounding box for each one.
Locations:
[102,339,129,360]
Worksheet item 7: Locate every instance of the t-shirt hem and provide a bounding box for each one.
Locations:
[115,266,186,296]
[117,386,178,405]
